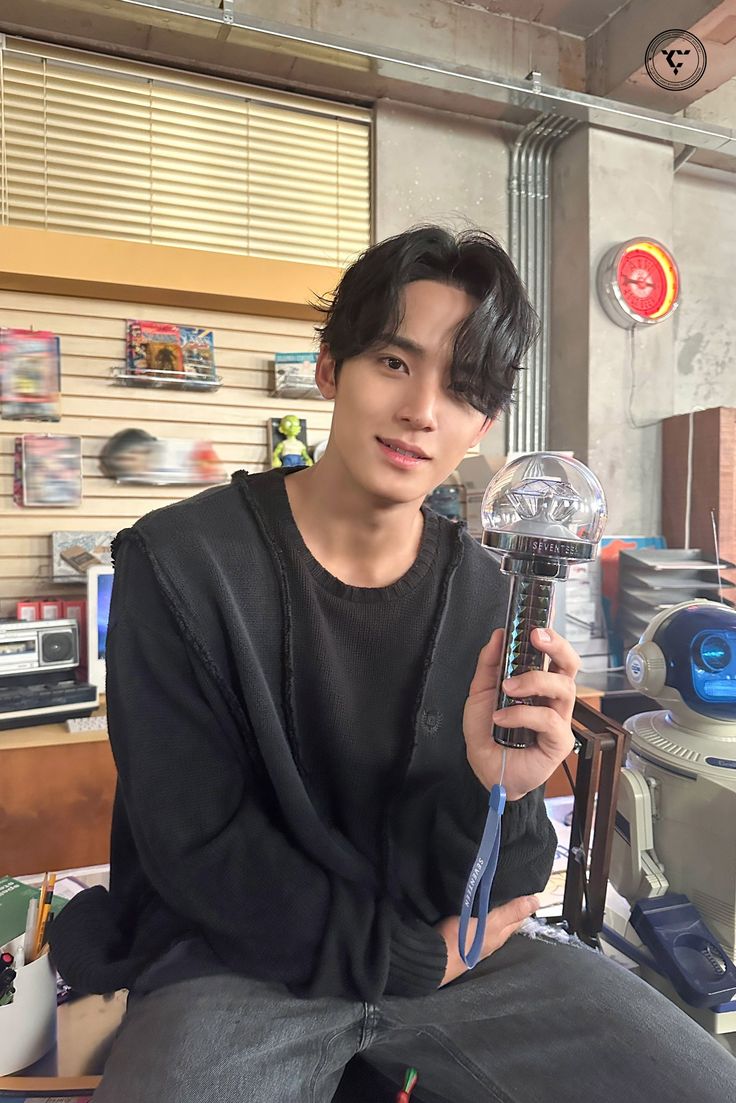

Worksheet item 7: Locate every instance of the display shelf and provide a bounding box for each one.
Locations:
[109,368,223,391]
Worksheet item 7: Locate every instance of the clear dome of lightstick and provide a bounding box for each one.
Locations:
[481,453,607,561]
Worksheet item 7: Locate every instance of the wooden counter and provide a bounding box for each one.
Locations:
[0,707,116,877]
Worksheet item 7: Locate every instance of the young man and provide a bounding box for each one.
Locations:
[50,227,736,1101]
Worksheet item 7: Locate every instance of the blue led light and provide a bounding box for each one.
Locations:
[697,634,732,673]
[653,608,736,720]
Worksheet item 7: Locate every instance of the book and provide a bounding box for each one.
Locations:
[0,877,67,952]
[0,1096,92,1101]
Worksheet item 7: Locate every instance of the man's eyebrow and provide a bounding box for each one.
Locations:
[375,334,426,357]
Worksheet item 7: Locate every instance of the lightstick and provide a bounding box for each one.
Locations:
[481,453,608,749]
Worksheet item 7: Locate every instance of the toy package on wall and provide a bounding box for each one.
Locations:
[126,321,217,383]
[127,321,183,378]
[52,531,115,582]
[99,427,225,485]
[139,438,225,485]
[272,351,321,399]
[0,329,61,421]
[13,434,83,507]
[179,326,216,380]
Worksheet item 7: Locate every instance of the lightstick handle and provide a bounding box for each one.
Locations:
[493,573,556,749]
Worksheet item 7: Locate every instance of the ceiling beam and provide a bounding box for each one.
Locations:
[587,0,736,114]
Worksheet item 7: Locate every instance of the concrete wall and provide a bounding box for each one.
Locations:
[373,101,510,241]
[673,165,736,415]
[550,127,676,535]
[373,99,512,458]
[587,130,675,536]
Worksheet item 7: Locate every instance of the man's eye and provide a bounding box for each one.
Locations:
[382,357,406,372]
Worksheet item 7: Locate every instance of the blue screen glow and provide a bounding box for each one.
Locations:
[97,573,113,660]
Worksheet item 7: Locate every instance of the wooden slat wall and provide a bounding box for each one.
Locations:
[0,289,325,615]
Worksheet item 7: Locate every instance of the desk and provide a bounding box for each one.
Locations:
[0,707,116,876]
[0,991,126,1095]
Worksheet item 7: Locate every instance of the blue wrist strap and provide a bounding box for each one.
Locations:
[458,753,507,968]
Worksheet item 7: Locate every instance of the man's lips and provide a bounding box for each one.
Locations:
[376,437,430,460]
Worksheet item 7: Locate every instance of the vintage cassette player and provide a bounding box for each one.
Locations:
[0,617,79,679]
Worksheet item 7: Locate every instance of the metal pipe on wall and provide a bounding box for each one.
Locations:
[509,117,540,455]
[531,120,551,451]
[508,115,576,456]
[541,119,576,449]
[528,125,545,453]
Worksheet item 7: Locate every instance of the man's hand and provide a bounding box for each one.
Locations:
[435,895,540,987]
[463,626,578,802]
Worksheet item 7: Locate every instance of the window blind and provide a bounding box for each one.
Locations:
[0,38,371,267]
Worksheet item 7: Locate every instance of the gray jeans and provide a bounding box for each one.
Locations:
[93,928,736,1103]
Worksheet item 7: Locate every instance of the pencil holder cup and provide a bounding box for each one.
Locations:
[0,951,57,1075]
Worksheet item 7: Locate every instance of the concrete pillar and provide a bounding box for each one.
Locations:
[549,127,675,535]
[373,98,512,458]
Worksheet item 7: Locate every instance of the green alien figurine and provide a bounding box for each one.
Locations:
[271,414,313,468]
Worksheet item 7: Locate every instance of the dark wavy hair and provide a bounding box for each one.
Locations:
[313,225,538,419]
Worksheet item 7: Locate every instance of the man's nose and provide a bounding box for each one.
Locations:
[398,381,441,430]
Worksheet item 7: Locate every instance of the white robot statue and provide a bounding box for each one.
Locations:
[606,599,736,1052]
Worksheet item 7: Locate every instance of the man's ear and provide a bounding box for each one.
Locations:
[471,417,494,449]
[315,343,338,401]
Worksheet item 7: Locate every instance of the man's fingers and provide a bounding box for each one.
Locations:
[489,895,539,935]
[470,627,582,701]
[494,898,540,948]
[502,670,576,707]
[494,701,573,736]
[531,627,580,678]
[492,710,578,763]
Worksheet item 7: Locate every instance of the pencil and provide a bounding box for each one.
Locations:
[34,902,51,961]
[30,874,49,961]
[32,873,55,962]
[39,911,54,957]
[44,873,56,906]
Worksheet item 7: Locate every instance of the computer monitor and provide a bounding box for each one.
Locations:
[86,565,114,693]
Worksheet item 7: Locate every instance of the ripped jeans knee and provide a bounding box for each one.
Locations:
[515,916,597,951]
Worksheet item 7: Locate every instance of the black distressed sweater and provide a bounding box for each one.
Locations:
[49,466,556,1002]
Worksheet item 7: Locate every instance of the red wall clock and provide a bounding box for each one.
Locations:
[597,238,680,328]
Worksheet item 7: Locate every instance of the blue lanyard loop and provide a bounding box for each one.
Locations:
[458,751,507,968]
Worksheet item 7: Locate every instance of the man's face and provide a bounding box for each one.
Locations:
[315,279,492,506]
